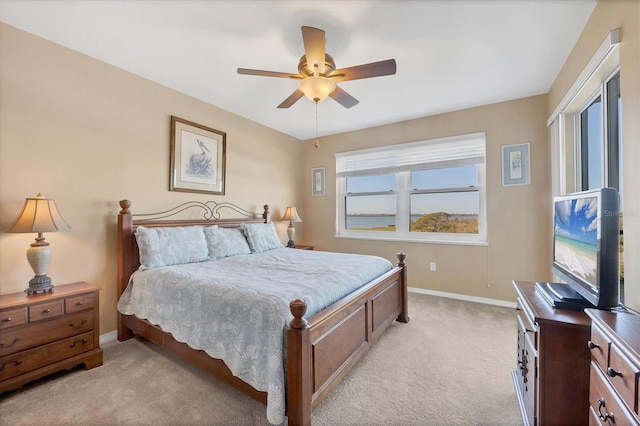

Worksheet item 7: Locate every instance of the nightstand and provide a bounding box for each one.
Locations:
[292,245,313,250]
[0,281,103,395]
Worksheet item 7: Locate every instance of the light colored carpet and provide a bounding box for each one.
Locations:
[0,293,521,425]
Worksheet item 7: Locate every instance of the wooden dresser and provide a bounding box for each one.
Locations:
[586,309,640,425]
[0,282,103,394]
[512,280,591,425]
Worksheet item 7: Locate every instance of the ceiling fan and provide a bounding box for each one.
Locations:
[237,26,397,109]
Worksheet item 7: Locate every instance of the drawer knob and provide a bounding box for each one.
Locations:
[76,301,84,306]
[43,308,51,314]
[607,367,623,378]
[597,398,614,422]
[2,317,12,323]
[0,336,22,348]
[588,340,600,350]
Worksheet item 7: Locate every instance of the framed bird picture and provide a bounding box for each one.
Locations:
[170,116,226,195]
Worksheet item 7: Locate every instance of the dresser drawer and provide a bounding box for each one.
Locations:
[517,297,538,348]
[590,324,610,371]
[589,361,637,425]
[0,311,94,357]
[0,307,27,330]
[608,343,640,413]
[29,300,64,322]
[0,331,94,381]
[65,294,94,313]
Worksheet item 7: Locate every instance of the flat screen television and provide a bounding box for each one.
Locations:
[547,187,620,309]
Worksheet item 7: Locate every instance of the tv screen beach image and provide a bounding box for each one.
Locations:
[554,196,598,285]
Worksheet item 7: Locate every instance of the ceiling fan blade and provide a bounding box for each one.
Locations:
[330,85,359,109]
[277,90,305,108]
[237,68,302,79]
[330,59,397,82]
[301,26,326,75]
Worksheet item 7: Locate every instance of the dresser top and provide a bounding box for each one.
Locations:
[0,282,99,309]
[514,280,591,328]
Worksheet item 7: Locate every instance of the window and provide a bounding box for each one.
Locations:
[549,29,623,293]
[336,133,486,244]
[575,70,623,287]
[576,70,621,191]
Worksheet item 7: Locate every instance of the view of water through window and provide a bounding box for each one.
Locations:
[345,166,479,233]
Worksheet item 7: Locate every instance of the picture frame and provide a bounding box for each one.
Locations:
[170,116,226,195]
[311,167,325,196]
[502,143,531,186]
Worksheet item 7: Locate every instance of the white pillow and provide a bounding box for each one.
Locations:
[204,225,252,259]
[241,222,283,253]
[135,225,209,270]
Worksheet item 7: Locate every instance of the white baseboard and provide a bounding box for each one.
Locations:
[409,286,517,309]
[100,330,118,345]
[99,289,516,343]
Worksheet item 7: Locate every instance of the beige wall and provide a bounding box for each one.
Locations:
[301,95,551,303]
[548,0,640,310]
[0,24,304,335]
[2,0,638,337]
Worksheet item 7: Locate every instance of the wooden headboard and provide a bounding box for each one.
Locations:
[116,199,269,302]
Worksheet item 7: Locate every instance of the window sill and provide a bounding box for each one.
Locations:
[334,234,488,247]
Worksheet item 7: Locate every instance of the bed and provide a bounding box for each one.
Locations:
[116,199,409,425]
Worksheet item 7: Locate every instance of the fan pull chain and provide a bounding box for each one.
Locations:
[314,101,320,149]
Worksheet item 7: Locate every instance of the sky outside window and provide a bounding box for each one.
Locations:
[346,166,478,215]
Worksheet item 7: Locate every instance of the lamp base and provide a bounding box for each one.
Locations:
[287,224,296,248]
[25,275,53,295]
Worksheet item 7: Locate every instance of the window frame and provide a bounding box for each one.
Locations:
[549,29,623,294]
[336,133,487,246]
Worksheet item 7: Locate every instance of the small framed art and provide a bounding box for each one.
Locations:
[502,143,531,186]
[170,116,226,195]
[311,167,325,196]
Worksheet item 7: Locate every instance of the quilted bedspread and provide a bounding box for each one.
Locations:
[117,248,393,424]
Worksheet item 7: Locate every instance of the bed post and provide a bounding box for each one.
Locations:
[286,299,312,426]
[117,199,134,341]
[262,204,270,223]
[396,252,410,323]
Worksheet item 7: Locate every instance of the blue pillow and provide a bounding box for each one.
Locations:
[241,222,283,253]
[204,225,252,259]
[135,225,208,270]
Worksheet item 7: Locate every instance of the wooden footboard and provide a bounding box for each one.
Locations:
[116,200,408,425]
[287,257,408,424]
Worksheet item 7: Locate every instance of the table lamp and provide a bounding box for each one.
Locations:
[281,206,302,248]
[6,193,71,294]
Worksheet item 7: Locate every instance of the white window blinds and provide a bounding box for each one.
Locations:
[335,132,486,178]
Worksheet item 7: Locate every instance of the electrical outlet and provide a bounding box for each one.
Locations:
[429,262,436,271]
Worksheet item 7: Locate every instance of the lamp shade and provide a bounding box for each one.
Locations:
[282,206,302,223]
[298,76,336,103]
[7,193,71,234]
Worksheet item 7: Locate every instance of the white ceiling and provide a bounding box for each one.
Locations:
[0,0,597,140]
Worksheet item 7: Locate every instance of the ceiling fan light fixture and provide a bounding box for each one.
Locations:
[298,76,336,103]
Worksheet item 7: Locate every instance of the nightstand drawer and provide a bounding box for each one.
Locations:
[0,307,27,330]
[0,331,94,381]
[0,311,94,357]
[29,300,64,322]
[65,294,94,313]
